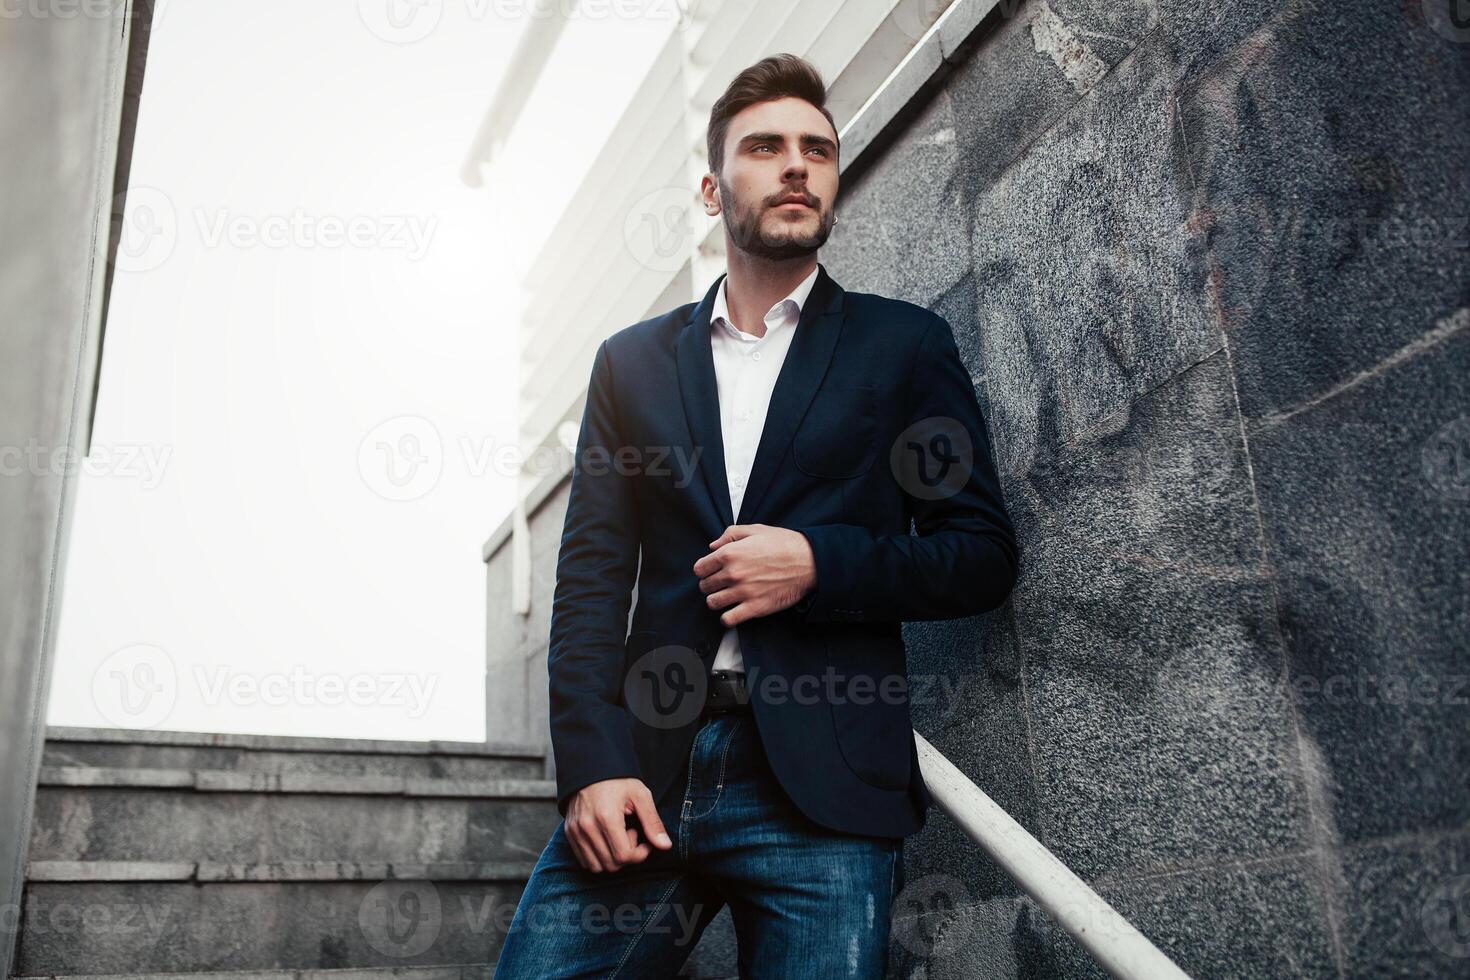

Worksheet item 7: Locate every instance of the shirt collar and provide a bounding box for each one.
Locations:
[711,263,821,339]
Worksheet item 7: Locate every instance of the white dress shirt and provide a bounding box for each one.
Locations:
[708,263,822,673]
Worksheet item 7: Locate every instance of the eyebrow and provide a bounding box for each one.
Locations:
[738,131,838,153]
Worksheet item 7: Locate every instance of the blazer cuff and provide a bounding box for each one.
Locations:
[793,524,873,623]
[550,708,642,817]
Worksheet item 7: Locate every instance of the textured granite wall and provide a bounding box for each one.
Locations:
[819,1,1469,977]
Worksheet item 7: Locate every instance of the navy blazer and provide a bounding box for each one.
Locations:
[547,262,1019,838]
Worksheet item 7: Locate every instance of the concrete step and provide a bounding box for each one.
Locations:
[21,732,739,978]
[14,966,497,980]
[15,870,522,977]
[28,767,562,866]
[12,959,735,980]
[25,860,540,883]
[17,864,737,978]
[43,726,548,782]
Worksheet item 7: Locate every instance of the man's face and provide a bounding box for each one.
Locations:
[714,97,839,261]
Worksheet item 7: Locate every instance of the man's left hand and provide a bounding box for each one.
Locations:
[694,524,817,627]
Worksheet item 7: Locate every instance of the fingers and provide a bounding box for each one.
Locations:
[692,547,728,579]
[707,524,751,549]
[631,788,674,851]
[615,821,652,866]
[566,786,670,873]
[697,568,731,594]
[568,811,615,872]
[566,821,597,872]
[695,523,776,577]
[705,586,742,613]
[623,823,653,860]
[598,805,644,868]
[713,595,764,627]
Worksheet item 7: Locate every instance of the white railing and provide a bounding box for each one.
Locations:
[914,731,1194,979]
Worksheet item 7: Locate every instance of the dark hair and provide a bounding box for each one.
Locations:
[706,53,839,175]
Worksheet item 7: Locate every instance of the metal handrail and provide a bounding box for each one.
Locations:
[913,731,1194,979]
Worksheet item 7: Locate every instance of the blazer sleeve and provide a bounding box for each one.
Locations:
[546,339,644,815]
[792,314,1019,622]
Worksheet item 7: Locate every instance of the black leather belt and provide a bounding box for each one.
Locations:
[704,669,752,714]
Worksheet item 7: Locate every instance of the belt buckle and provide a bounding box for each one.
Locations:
[706,669,748,713]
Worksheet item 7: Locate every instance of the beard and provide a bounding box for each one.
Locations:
[721,182,835,261]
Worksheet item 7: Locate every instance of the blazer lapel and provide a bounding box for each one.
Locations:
[675,272,735,529]
[673,262,847,534]
[736,263,845,525]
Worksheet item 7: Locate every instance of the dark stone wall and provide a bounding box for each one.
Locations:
[823,2,1470,977]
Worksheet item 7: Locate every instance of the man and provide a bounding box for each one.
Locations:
[493,53,1018,978]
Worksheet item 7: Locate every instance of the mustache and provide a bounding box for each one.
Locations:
[769,191,818,207]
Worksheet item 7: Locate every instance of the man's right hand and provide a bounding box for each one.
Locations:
[564,777,674,872]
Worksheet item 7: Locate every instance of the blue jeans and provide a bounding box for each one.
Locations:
[493,710,905,978]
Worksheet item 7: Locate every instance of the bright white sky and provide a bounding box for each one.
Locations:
[50,0,677,742]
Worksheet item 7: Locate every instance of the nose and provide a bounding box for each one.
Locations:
[781,148,808,182]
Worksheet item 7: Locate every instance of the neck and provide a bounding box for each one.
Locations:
[719,252,817,338]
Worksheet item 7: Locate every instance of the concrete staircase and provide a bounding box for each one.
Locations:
[15,726,560,977]
[15,727,738,979]
[9,728,546,978]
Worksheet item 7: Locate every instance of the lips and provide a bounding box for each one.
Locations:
[775,196,813,208]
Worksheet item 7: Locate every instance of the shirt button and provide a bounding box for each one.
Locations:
[751,351,761,361]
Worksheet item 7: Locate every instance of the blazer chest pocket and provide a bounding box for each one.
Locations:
[793,385,878,479]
